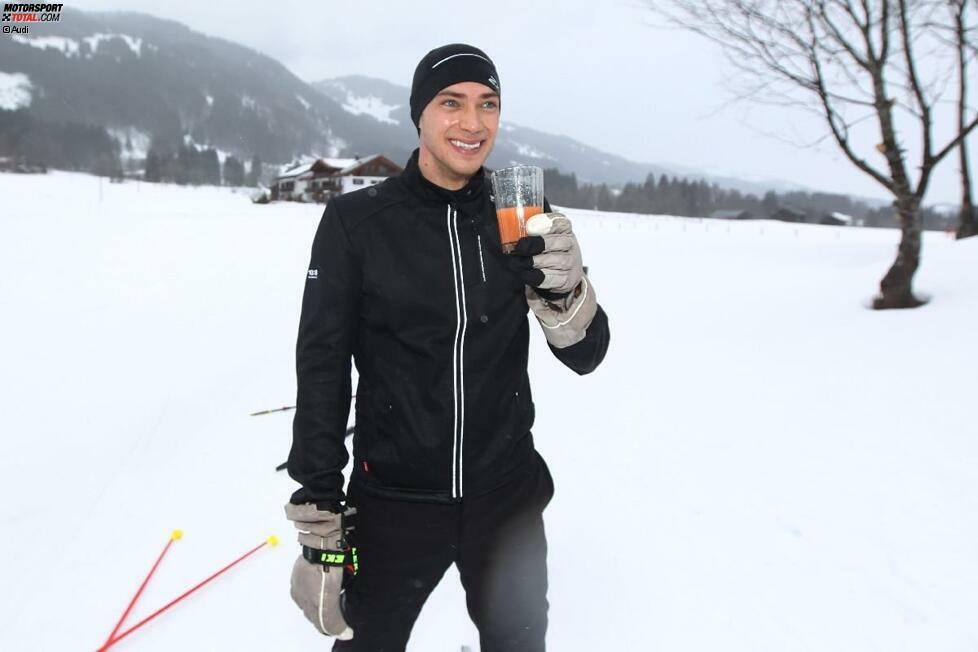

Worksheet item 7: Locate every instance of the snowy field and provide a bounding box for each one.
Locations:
[1,171,976,651]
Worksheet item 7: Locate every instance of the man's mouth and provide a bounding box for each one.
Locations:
[449,139,483,154]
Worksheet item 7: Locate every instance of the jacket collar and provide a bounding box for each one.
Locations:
[399,148,488,207]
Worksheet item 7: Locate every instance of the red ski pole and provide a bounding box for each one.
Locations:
[100,535,279,651]
[99,529,183,650]
[249,405,294,416]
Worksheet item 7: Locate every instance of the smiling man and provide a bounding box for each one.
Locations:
[416,80,499,187]
[284,43,610,652]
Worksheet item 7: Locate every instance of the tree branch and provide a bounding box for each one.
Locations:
[932,111,978,164]
[898,0,934,189]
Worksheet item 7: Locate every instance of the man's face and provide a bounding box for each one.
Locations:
[418,81,500,190]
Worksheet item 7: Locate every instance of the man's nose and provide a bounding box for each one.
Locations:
[459,103,482,133]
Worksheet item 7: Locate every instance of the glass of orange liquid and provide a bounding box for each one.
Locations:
[489,165,544,253]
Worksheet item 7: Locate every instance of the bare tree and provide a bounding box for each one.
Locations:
[946,0,978,238]
[654,1,978,308]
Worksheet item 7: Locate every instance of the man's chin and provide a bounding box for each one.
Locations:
[424,144,492,186]
[444,160,484,180]
[455,152,490,173]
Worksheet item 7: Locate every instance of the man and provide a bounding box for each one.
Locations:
[285,43,610,652]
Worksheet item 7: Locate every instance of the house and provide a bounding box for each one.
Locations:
[820,211,854,226]
[272,155,403,203]
[273,159,327,202]
[770,206,807,223]
[708,209,753,220]
[0,156,46,174]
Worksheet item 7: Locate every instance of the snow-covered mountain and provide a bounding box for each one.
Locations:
[311,74,817,194]
[0,9,407,165]
[312,74,698,188]
[3,8,803,193]
[2,169,976,650]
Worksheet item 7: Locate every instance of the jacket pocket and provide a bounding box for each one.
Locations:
[356,387,399,472]
[514,376,536,432]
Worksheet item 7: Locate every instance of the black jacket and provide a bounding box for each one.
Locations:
[288,149,610,505]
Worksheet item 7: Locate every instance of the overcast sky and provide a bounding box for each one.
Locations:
[76,0,976,205]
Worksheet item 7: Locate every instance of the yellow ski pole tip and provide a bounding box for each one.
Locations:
[267,535,280,547]
[171,529,184,540]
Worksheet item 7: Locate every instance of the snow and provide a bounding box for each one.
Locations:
[326,156,383,175]
[321,157,359,170]
[341,94,401,124]
[11,34,81,57]
[107,127,152,162]
[180,134,237,165]
[205,94,214,107]
[326,135,347,158]
[278,157,382,179]
[83,33,144,58]
[295,94,311,110]
[0,71,33,111]
[10,33,144,59]
[326,82,401,124]
[278,158,318,178]
[512,142,556,160]
[1,170,976,651]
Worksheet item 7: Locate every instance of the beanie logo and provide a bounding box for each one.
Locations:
[488,76,499,90]
[432,52,492,69]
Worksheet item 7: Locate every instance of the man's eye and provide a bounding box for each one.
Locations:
[442,99,459,108]
[483,101,499,110]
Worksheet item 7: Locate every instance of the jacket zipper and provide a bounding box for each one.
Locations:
[475,233,487,282]
[445,204,467,498]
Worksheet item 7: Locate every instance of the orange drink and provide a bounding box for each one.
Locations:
[496,205,543,252]
[489,165,545,253]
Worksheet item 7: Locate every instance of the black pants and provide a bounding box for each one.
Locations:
[333,452,555,652]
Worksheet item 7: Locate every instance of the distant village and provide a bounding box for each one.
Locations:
[0,148,955,231]
[253,155,858,226]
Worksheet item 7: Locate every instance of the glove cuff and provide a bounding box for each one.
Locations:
[526,275,598,348]
[285,502,354,548]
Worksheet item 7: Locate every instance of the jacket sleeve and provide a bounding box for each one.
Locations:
[288,200,361,506]
[547,303,609,375]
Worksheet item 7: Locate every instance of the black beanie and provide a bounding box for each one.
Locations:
[409,43,501,130]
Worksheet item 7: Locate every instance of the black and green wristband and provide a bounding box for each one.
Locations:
[302,545,359,573]
[302,545,347,567]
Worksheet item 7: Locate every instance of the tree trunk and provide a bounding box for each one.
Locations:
[955,75,976,238]
[875,196,925,309]
[954,4,977,240]
[958,203,978,239]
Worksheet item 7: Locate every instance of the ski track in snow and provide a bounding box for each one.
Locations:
[0,171,976,651]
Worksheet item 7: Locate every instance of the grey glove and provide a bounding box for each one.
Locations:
[525,276,598,348]
[513,213,598,349]
[511,212,584,296]
[284,502,355,641]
